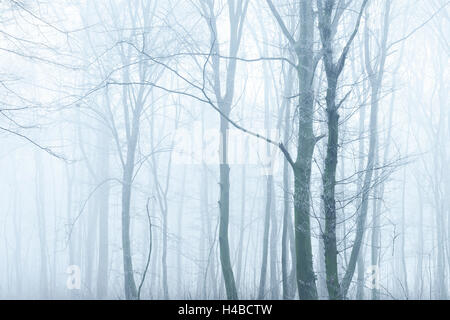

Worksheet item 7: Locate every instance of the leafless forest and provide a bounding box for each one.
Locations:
[0,0,448,300]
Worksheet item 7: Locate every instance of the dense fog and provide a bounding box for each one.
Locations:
[0,0,448,300]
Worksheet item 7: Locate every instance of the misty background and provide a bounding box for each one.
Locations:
[0,0,448,300]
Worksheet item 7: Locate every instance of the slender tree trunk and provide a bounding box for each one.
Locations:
[322,77,342,299]
[177,167,186,297]
[121,118,140,299]
[84,176,98,296]
[236,148,247,289]
[219,116,238,299]
[371,156,380,300]
[269,194,279,299]
[281,73,294,298]
[340,1,388,297]
[356,100,367,300]
[96,134,110,299]
[35,152,49,299]
[341,83,379,297]
[122,163,137,299]
[12,186,22,296]
[258,175,272,299]
[161,204,169,299]
[356,248,365,299]
[201,110,218,298]
[400,161,410,298]
[201,0,248,299]
[415,182,424,298]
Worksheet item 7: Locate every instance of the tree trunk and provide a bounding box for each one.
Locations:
[201,0,248,299]
[341,1,389,297]
[121,123,139,299]
[322,81,342,299]
[236,159,247,289]
[177,167,186,297]
[281,77,294,298]
[371,160,380,300]
[356,97,367,300]
[292,0,318,300]
[96,130,110,299]
[219,116,238,299]
[415,181,424,298]
[35,152,49,299]
[258,174,273,299]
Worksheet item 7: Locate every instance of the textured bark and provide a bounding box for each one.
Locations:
[292,0,319,300]
[318,0,343,300]
[322,97,342,300]
[266,0,319,299]
[317,0,369,299]
[201,0,248,300]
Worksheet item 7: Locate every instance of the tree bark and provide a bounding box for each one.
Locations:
[292,0,319,300]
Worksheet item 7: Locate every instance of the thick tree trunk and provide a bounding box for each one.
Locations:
[266,0,318,300]
[322,83,342,299]
[281,150,292,299]
[292,0,318,300]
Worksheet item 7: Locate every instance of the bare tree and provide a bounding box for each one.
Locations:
[199,0,249,300]
[317,0,369,299]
